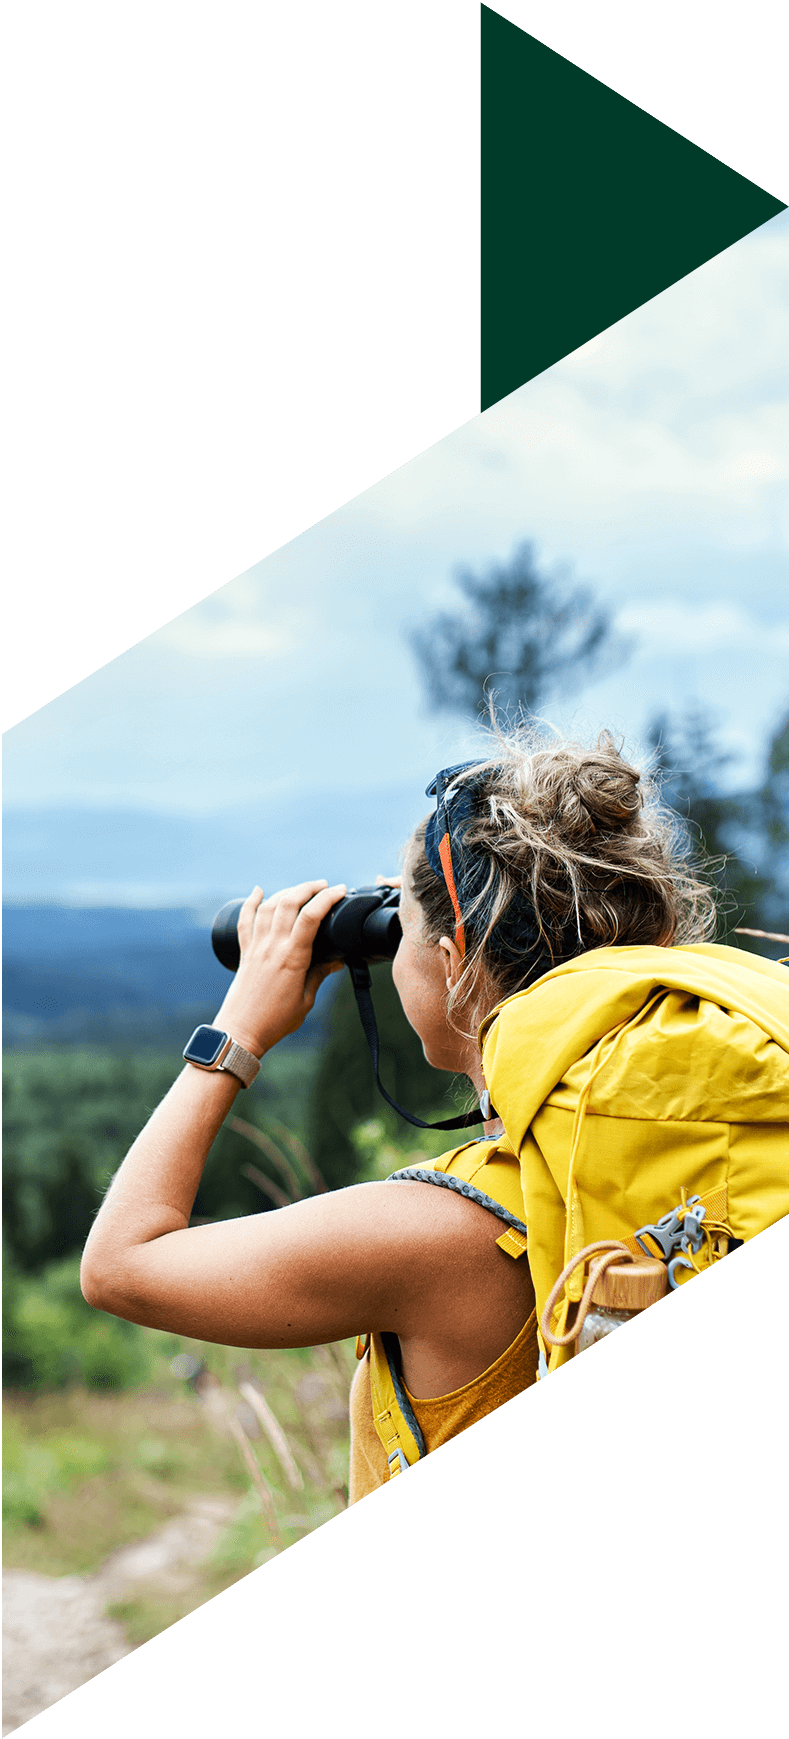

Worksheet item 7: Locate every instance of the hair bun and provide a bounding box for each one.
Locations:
[573,742,642,833]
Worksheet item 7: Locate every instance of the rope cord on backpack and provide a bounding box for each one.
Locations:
[542,1201,740,1350]
[540,1242,636,1348]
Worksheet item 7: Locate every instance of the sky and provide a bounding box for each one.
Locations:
[4,209,788,904]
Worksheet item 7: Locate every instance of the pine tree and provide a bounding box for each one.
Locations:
[648,706,788,949]
[409,540,622,720]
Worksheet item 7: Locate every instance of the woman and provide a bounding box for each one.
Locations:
[80,728,789,1500]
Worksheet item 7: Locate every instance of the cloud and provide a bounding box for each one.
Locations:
[158,617,285,657]
[615,599,789,654]
[154,574,314,659]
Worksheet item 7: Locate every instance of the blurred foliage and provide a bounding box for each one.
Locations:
[350,1114,465,1181]
[2,1044,321,1274]
[307,963,474,1190]
[649,706,789,947]
[1,960,468,1276]
[2,1251,161,1394]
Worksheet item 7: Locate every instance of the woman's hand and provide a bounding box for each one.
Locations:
[214,880,347,1058]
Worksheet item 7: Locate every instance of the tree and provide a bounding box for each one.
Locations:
[409,540,622,721]
[648,706,789,948]
[760,712,789,930]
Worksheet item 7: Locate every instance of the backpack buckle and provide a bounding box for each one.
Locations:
[635,1196,705,1262]
[387,1448,410,1477]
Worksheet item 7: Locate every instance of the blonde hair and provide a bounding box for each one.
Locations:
[407,723,717,1030]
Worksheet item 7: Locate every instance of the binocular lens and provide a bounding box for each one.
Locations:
[211,899,246,973]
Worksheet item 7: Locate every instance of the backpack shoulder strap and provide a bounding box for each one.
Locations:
[366,1331,426,1477]
[388,1138,529,1258]
[357,1138,530,1479]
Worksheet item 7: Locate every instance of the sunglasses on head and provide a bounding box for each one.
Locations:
[424,761,486,957]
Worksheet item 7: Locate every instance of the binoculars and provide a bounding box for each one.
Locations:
[211,884,402,974]
[211,881,478,1134]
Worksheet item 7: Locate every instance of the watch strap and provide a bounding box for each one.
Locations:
[218,1039,261,1088]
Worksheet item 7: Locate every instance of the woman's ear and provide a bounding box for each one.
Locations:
[438,935,463,990]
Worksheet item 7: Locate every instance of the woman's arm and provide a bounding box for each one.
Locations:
[80,878,347,1327]
[80,878,532,1390]
[80,1137,519,1356]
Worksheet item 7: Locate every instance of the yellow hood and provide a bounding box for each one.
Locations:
[480,944,789,1367]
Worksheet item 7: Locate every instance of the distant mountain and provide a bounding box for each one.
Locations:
[4,905,216,961]
[2,904,338,1051]
[1,782,424,1049]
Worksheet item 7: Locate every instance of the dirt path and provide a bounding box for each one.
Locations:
[2,1498,236,1735]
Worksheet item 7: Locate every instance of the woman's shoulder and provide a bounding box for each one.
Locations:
[385,1134,528,1243]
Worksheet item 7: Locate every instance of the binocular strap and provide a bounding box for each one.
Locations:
[347,959,483,1132]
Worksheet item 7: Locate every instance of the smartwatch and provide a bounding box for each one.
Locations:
[182,1025,261,1088]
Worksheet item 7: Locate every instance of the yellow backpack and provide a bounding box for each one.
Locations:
[363,943,789,1470]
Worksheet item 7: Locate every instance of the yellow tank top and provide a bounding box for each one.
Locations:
[348,1306,538,1503]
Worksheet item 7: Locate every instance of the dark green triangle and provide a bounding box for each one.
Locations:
[481,6,786,412]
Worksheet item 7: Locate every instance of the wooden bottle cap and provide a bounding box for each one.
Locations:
[589,1256,667,1311]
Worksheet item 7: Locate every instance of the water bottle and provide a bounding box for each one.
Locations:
[577,1254,667,1352]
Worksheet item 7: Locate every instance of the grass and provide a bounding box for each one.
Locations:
[2,1115,454,1647]
[3,1332,356,1643]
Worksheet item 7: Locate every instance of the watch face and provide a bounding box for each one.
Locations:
[183,1025,228,1066]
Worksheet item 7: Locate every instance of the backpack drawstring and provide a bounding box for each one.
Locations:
[551,993,667,1350]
